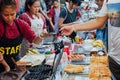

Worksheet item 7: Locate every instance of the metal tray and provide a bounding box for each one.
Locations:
[70,56,91,65]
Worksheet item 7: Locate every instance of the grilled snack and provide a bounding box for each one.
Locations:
[90,77,111,80]
[89,66,111,78]
[68,54,85,61]
[90,56,108,65]
[64,64,84,73]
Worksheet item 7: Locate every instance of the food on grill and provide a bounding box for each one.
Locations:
[89,66,111,78]
[89,53,111,79]
[64,64,84,73]
[89,63,107,70]
[90,77,111,80]
[68,54,85,61]
[90,56,108,65]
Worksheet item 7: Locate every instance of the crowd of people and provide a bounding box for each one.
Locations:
[0,0,82,73]
[0,0,120,80]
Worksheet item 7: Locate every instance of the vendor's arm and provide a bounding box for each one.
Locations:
[0,54,10,72]
[18,19,42,44]
[75,16,108,31]
[60,0,108,36]
[60,16,108,36]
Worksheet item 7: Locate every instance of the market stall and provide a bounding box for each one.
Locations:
[0,34,111,80]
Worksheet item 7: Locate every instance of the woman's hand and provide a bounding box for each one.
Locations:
[4,62,10,72]
[0,54,10,72]
[32,36,42,44]
[0,54,3,61]
[40,30,51,38]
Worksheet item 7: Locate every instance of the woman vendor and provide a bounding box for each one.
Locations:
[0,0,42,72]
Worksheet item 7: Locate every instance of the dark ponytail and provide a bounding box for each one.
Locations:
[24,0,40,12]
[69,0,83,6]
[0,0,16,12]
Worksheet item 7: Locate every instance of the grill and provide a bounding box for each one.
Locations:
[24,64,53,80]
[22,38,64,80]
[0,72,18,80]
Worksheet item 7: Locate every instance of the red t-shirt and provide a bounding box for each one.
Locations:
[0,18,36,43]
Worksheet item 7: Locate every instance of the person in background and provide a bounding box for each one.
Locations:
[47,0,62,33]
[58,0,82,27]
[44,0,53,12]
[40,0,47,13]
[19,0,49,57]
[58,0,82,39]
[96,0,104,11]
[60,0,120,79]
[0,0,42,73]
[40,0,55,32]
[96,0,108,50]
[39,7,55,33]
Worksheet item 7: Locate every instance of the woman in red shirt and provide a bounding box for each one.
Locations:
[19,0,50,56]
[0,0,42,73]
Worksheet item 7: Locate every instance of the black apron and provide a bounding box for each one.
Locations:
[0,20,23,72]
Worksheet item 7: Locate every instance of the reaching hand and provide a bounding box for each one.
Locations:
[40,30,52,38]
[0,54,3,61]
[0,54,10,72]
[60,25,74,36]
[33,36,42,44]
[4,63,10,72]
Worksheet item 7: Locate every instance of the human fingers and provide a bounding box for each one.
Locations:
[5,65,10,72]
[60,29,71,36]
[40,31,50,37]
[60,27,73,36]
[0,54,3,61]
[2,60,10,72]
[33,37,42,44]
